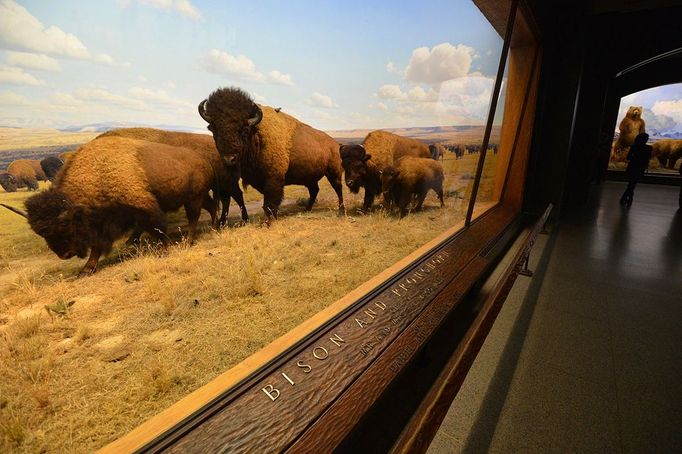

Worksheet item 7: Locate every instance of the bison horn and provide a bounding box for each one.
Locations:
[198,99,212,123]
[274,107,281,113]
[1,203,27,218]
[247,105,263,127]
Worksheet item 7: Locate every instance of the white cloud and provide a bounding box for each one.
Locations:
[138,75,148,82]
[51,92,84,106]
[405,43,475,85]
[95,53,114,65]
[386,61,402,75]
[74,87,147,110]
[306,92,338,108]
[0,0,90,59]
[268,70,294,86]
[652,99,682,124]
[6,51,60,71]
[164,80,176,89]
[252,92,266,102]
[128,86,192,108]
[200,49,293,87]
[174,0,201,20]
[200,49,265,82]
[94,53,130,68]
[376,84,407,100]
[436,75,494,120]
[407,86,438,102]
[370,102,389,112]
[0,90,29,105]
[396,105,415,114]
[122,0,202,20]
[0,65,45,85]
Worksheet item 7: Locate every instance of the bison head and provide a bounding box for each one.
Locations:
[340,144,372,194]
[0,172,18,192]
[23,189,89,260]
[198,87,262,167]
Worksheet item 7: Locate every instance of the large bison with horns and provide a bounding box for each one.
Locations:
[198,87,344,223]
[1,136,224,276]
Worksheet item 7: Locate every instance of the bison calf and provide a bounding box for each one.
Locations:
[2,136,223,276]
[381,157,445,218]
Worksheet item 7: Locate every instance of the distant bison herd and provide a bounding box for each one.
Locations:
[1,86,476,275]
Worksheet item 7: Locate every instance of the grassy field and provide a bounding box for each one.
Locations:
[0,140,498,452]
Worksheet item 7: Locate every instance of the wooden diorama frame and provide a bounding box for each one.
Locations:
[101,1,541,452]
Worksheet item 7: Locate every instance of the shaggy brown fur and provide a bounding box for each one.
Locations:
[14,136,220,275]
[381,157,445,218]
[59,150,76,163]
[97,127,248,225]
[0,171,18,192]
[25,159,48,181]
[40,156,64,181]
[199,87,344,222]
[428,143,445,161]
[651,139,682,169]
[340,130,430,212]
[613,106,646,160]
[7,160,39,191]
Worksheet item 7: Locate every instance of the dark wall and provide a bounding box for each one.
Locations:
[522,0,588,218]
[523,1,682,217]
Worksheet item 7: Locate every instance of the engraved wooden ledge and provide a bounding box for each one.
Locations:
[100,203,527,454]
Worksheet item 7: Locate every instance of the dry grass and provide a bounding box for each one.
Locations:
[0,148,499,452]
[0,128,98,152]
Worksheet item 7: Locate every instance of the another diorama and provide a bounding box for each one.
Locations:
[609,84,682,174]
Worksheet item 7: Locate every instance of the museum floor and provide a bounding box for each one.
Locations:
[427,181,682,453]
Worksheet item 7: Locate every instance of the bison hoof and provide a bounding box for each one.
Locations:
[77,267,97,277]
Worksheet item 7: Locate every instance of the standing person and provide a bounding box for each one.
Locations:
[620,133,652,207]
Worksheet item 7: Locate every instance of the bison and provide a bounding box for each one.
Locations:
[97,127,248,225]
[59,150,76,163]
[5,160,40,191]
[26,159,49,182]
[428,143,445,161]
[0,171,18,192]
[40,156,64,181]
[381,156,445,218]
[1,136,224,276]
[340,130,431,212]
[198,87,344,223]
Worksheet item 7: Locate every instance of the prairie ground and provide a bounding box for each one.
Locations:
[0,148,498,452]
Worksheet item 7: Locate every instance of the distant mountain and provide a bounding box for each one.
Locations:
[58,122,207,133]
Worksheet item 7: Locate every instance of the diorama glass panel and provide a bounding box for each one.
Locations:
[472,3,538,214]
[0,1,506,451]
[609,83,682,175]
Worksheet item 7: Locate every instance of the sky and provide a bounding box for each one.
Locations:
[618,83,682,134]
[0,0,505,131]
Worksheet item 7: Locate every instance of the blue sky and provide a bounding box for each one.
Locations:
[0,0,505,131]
[619,83,682,134]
